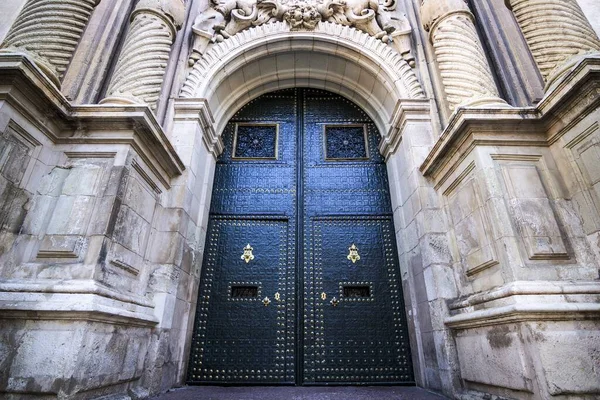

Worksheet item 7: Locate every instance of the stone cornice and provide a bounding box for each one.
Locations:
[450,281,600,310]
[379,99,431,159]
[172,98,224,158]
[0,53,184,187]
[420,56,600,180]
[445,303,600,329]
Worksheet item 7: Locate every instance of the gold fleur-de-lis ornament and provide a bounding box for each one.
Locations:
[347,243,360,263]
[241,243,254,263]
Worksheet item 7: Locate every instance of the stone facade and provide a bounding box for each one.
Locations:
[0,0,599,399]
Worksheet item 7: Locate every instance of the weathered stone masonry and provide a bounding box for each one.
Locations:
[0,0,599,399]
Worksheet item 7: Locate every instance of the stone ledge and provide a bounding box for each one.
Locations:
[0,52,184,187]
[0,279,154,307]
[445,281,600,329]
[449,280,600,309]
[420,55,600,179]
[445,303,600,329]
[0,280,158,327]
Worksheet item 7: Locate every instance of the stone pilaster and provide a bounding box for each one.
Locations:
[421,0,506,111]
[101,0,185,109]
[507,0,600,90]
[0,0,102,87]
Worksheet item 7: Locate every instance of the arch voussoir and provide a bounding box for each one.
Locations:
[179,21,425,139]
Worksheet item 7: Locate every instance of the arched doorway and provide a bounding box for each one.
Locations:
[187,88,413,385]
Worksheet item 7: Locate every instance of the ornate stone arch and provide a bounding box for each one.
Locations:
[179,21,425,142]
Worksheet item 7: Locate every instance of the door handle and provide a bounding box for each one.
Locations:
[330,297,339,307]
[262,296,271,306]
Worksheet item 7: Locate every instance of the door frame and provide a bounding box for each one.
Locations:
[186,89,415,386]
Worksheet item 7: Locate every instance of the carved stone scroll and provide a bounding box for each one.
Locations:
[421,0,506,111]
[101,0,185,109]
[0,0,102,87]
[506,0,600,90]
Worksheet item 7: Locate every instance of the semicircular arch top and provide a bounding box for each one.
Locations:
[178,22,426,139]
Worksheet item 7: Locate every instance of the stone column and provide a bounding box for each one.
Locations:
[101,0,185,109]
[506,0,600,90]
[421,0,506,112]
[0,0,102,87]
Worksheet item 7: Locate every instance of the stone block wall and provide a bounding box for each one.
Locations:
[385,104,459,393]
[0,54,186,398]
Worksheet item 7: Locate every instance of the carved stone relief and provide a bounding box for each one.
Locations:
[188,0,415,67]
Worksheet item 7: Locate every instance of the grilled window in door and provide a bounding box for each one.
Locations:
[324,124,369,160]
[339,282,374,302]
[233,123,279,160]
[228,282,262,301]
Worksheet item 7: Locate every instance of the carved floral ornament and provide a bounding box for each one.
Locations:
[189,0,415,67]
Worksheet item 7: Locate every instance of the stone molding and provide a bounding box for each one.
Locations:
[0,0,102,87]
[180,21,425,101]
[506,0,600,91]
[0,280,157,327]
[0,53,184,188]
[379,99,431,159]
[421,0,506,111]
[446,303,600,329]
[450,280,600,310]
[173,98,224,157]
[421,56,600,178]
[101,0,185,109]
[446,281,600,329]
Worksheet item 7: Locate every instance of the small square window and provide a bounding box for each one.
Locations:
[233,123,278,159]
[324,125,369,160]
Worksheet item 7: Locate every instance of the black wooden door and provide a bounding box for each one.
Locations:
[187,89,413,385]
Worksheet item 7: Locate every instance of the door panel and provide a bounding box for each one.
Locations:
[301,91,412,384]
[305,216,412,383]
[189,216,293,383]
[188,91,298,384]
[188,89,413,385]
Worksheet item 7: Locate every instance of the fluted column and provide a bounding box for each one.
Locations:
[0,0,102,87]
[101,0,185,109]
[506,0,600,90]
[421,0,506,112]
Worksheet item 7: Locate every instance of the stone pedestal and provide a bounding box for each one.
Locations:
[0,53,185,398]
[421,56,600,399]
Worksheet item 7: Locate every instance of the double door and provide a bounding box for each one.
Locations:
[187,89,413,385]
